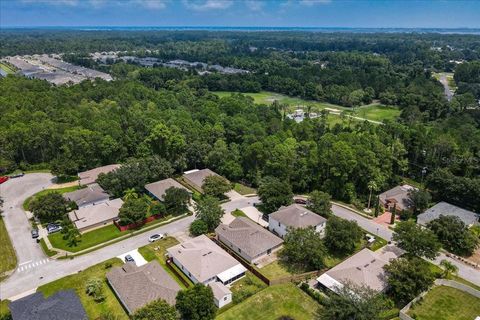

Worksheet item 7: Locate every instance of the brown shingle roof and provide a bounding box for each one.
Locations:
[106,261,180,314]
[182,169,223,191]
[379,185,416,211]
[215,217,283,259]
[145,178,191,201]
[78,164,120,185]
[270,204,327,228]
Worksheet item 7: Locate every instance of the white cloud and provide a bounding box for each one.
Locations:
[183,0,233,11]
[300,0,331,6]
[245,0,264,11]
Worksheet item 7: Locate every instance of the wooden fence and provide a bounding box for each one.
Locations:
[165,258,192,288]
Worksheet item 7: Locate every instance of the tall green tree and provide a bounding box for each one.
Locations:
[279,227,327,271]
[324,217,362,256]
[258,176,293,213]
[164,187,190,215]
[119,197,149,225]
[175,284,217,320]
[393,221,440,259]
[29,192,70,223]
[194,196,224,231]
[202,175,231,199]
[307,190,332,218]
[408,189,431,215]
[132,299,177,320]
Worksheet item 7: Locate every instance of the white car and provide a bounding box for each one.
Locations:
[148,233,164,242]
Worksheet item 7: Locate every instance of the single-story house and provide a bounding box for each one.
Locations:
[78,164,120,185]
[145,178,191,201]
[182,168,225,192]
[317,248,399,293]
[269,204,327,238]
[379,184,416,211]
[167,234,247,285]
[106,261,181,314]
[215,217,284,264]
[9,290,87,320]
[417,201,479,227]
[68,198,123,233]
[208,282,232,308]
[63,183,110,208]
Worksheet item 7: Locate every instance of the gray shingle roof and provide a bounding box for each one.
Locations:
[67,198,123,230]
[78,164,120,185]
[63,183,110,207]
[215,217,283,258]
[167,234,245,283]
[270,204,326,228]
[417,202,479,227]
[378,185,416,211]
[9,290,87,320]
[182,169,223,191]
[145,178,191,201]
[106,261,180,314]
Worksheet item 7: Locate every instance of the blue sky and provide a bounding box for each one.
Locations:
[1,0,479,28]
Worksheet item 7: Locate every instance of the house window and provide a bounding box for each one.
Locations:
[224,297,227,301]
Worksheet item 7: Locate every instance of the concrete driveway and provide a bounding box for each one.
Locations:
[0,173,54,268]
[117,249,147,267]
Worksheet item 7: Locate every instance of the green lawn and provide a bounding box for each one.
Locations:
[23,185,81,210]
[231,209,248,218]
[49,224,123,253]
[40,238,58,257]
[0,300,10,318]
[352,104,401,122]
[233,183,256,195]
[37,258,128,320]
[216,283,319,320]
[0,62,15,74]
[0,217,17,275]
[138,236,193,289]
[259,260,292,280]
[408,285,480,320]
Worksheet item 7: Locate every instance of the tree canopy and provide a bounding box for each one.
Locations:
[324,216,363,256]
[393,220,441,260]
[175,284,217,320]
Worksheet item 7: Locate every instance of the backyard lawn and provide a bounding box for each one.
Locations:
[37,258,128,320]
[0,217,17,276]
[407,285,480,320]
[138,236,193,289]
[216,283,319,320]
[259,260,292,279]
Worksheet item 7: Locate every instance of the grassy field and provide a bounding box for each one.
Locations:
[259,260,292,279]
[138,236,193,289]
[231,209,248,218]
[23,185,81,210]
[0,217,17,275]
[216,283,319,320]
[38,258,128,320]
[408,285,480,320]
[49,224,123,252]
[213,91,400,123]
[233,183,256,195]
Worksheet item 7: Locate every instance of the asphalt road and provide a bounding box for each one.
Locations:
[331,203,480,286]
[1,173,54,266]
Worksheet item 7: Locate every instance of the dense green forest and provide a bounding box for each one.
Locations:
[0,31,479,211]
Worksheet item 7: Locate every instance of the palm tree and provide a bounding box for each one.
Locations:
[367,180,378,210]
[440,259,458,278]
[123,188,138,201]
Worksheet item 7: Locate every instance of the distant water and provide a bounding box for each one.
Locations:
[3,26,480,35]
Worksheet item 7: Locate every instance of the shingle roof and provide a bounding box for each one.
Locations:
[167,234,245,283]
[270,204,327,228]
[9,290,87,320]
[145,178,191,201]
[68,198,123,230]
[379,185,416,211]
[417,202,479,227]
[106,261,181,314]
[63,183,110,207]
[182,169,223,191]
[78,164,120,185]
[208,282,231,300]
[215,217,283,258]
[319,248,398,292]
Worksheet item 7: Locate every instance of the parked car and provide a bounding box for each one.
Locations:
[9,172,24,178]
[148,233,164,242]
[46,224,62,234]
[124,255,135,263]
[0,176,9,184]
[294,198,307,205]
[31,229,39,239]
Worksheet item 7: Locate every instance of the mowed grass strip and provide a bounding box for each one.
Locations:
[0,217,17,274]
[37,258,128,320]
[408,285,480,320]
[23,185,81,210]
[216,283,319,320]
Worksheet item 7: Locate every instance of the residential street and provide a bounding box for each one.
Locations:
[331,203,480,286]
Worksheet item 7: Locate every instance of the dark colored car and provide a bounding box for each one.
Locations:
[9,172,24,178]
[31,229,39,238]
[124,255,135,263]
[294,198,307,205]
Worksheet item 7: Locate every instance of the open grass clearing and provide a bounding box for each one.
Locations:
[233,183,256,195]
[0,217,17,275]
[137,236,193,289]
[0,62,16,74]
[38,258,128,320]
[407,285,480,320]
[352,104,401,122]
[23,185,81,211]
[216,283,319,320]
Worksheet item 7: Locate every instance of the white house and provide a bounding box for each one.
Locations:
[268,204,327,238]
[208,282,232,308]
